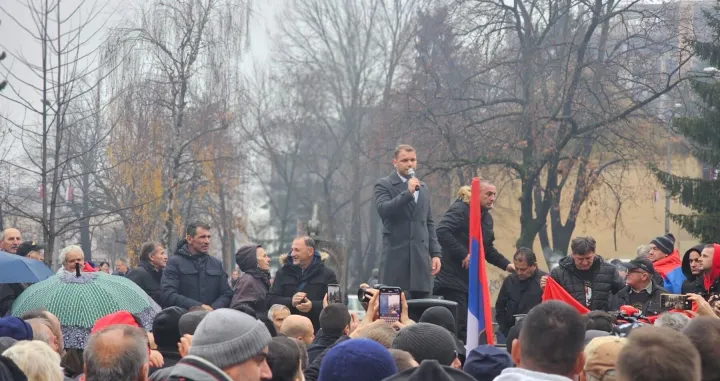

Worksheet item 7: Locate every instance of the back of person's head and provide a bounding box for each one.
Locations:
[234,304,257,318]
[3,340,63,381]
[267,336,303,381]
[355,321,397,348]
[189,309,272,370]
[463,345,513,381]
[388,349,418,372]
[259,315,278,337]
[654,312,690,332]
[318,338,396,381]
[152,307,187,350]
[83,325,149,381]
[583,336,626,381]
[392,322,458,366]
[617,326,700,381]
[61,348,84,378]
[26,317,56,349]
[419,306,457,337]
[682,316,720,381]
[278,315,313,343]
[178,310,209,336]
[514,301,585,377]
[584,311,615,333]
[319,304,351,336]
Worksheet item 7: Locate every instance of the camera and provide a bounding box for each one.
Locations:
[358,284,384,303]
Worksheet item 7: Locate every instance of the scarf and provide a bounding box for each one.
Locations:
[653,249,681,280]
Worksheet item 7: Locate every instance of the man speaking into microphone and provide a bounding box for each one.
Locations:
[374,144,441,299]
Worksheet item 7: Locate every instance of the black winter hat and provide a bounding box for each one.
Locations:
[382,360,476,381]
[651,233,675,255]
[236,244,261,272]
[419,306,466,359]
[152,307,188,349]
[391,323,458,366]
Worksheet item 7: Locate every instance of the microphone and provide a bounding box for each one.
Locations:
[407,168,420,191]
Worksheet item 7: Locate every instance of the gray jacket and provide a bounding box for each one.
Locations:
[374,171,441,293]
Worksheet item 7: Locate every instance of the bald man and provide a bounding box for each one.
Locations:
[279,315,315,345]
[0,228,21,254]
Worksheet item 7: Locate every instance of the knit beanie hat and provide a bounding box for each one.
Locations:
[318,338,396,381]
[651,233,675,255]
[0,317,32,341]
[153,307,188,349]
[189,308,272,369]
[384,360,476,381]
[392,323,458,366]
[419,306,457,336]
[463,345,513,381]
[178,310,209,336]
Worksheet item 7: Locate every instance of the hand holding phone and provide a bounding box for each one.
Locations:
[660,293,692,310]
[378,287,402,323]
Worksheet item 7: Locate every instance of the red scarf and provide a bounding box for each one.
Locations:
[653,249,681,280]
[542,276,590,314]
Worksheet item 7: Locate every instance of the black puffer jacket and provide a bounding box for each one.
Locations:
[681,244,705,294]
[549,255,624,311]
[127,260,163,305]
[435,200,510,293]
[266,252,338,331]
[160,241,232,310]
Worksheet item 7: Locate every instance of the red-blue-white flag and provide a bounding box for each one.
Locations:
[466,178,494,350]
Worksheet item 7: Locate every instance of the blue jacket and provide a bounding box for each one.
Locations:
[662,267,686,294]
[160,241,232,310]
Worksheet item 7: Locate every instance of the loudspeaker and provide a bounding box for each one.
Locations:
[406,299,459,335]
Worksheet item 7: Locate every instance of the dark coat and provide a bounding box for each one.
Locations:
[435,200,511,293]
[495,269,546,336]
[0,284,27,317]
[160,242,232,310]
[127,261,163,305]
[304,335,350,381]
[374,171,441,292]
[549,255,625,311]
[307,330,342,364]
[230,245,270,314]
[610,282,668,315]
[266,253,338,331]
[681,244,705,294]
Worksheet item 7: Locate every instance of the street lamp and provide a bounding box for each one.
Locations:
[665,103,683,234]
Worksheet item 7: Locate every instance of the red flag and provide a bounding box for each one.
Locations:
[542,277,590,314]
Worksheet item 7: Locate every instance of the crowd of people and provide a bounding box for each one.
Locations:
[0,142,718,380]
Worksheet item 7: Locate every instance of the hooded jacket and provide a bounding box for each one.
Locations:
[127,260,163,305]
[549,255,624,311]
[266,251,338,331]
[653,249,685,294]
[682,244,705,294]
[697,243,720,298]
[166,355,233,381]
[229,245,270,314]
[160,241,232,310]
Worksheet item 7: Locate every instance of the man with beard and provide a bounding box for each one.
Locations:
[128,242,168,305]
[541,236,624,311]
[267,236,337,331]
[160,222,232,310]
[495,248,545,337]
[435,183,515,340]
[0,228,21,254]
[682,244,705,294]
[695,243,720,300]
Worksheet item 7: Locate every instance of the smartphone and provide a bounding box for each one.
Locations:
[378,286,402,323]
[660,293,692,310]
[328,284,341,304]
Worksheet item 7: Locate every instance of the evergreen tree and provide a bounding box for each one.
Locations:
[652,8,720,242]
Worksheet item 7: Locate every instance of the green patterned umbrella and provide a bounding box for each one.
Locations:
[11,271,161,349]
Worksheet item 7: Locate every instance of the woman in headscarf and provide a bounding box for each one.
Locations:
[230,244,271,315]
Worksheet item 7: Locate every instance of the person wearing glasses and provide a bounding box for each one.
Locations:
[540,236,625,311]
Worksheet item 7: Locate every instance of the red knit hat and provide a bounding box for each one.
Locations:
[91,311,142,334]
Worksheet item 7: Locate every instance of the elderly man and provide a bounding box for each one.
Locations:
[57,245,85,274]
[0,228,21,254]
[26,317,59,353]
[19,308,64,356]
[84,325,149,381]
[114,257,130,277]
[16,241,44,261]
[610,258,668,315]
[267,304,291,333]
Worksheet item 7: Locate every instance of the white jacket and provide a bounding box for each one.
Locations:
[494,368,575,381]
